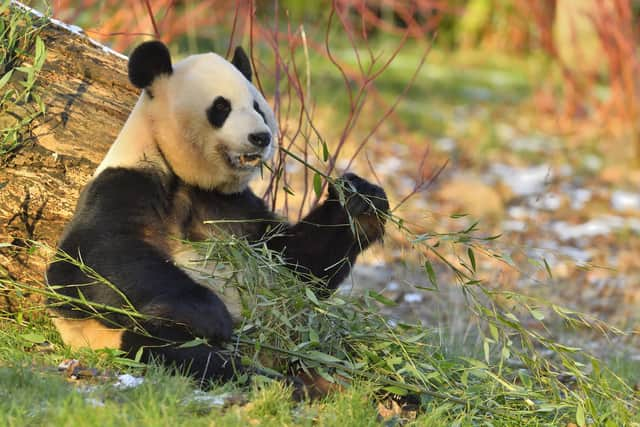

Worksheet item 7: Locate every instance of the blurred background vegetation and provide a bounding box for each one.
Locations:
[32,1,635,132]
[26,0,640,327]
[41,0,640,156]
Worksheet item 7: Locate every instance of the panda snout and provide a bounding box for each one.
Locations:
[248,132,271,148]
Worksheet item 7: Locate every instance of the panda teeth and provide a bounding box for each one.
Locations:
[238,154,262,167]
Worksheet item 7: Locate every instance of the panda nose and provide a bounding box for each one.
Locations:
[248,132,271,148]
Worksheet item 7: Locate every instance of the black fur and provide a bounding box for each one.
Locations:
[47,167,388,383]
[128,41,173,89]
[231,46,252,82]
[206,96,232,128]
[253,101,267,124]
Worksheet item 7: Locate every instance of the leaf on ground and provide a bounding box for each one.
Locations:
[21,332,46,344]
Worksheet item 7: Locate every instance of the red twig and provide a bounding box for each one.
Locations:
[225,0,242,58]
[142,0,160,38]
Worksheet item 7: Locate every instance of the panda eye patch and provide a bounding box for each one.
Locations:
[253,100,267,124]
[207,96,232,128]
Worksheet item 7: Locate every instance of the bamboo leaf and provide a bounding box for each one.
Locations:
[424,260,437,288]
[467,247,476,272]
[543,257,553,279]
[306,350,342,364]
[367,290,396,307]
[313,172,322,197]
[305,288,319,306]
[0,69,12,90]
[530,308,545,321]
[383,386,408,396]
[178,337,209,348]
[21,333,45,344]
[576,404,586,427]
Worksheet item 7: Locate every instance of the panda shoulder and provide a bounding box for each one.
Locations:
[80,167,173,213]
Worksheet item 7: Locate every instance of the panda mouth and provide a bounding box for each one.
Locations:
[239,153,262,167]
[226,152,263,169]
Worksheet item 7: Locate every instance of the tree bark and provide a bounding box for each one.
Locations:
[0,12,137,310]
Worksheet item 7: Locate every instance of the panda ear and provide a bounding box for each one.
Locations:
[128,41,173,89]
[231,46,252,82]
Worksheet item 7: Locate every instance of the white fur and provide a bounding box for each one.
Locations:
[96,52,278,194]
[172,245,243,322]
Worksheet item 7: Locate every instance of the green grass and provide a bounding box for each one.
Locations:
[3,226,640,426]
[0,319,390,427]
[0,312,639,426]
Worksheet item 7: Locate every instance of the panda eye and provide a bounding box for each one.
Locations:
[207,96,232,128]
[253,100,267,124]
[214,97,231,111]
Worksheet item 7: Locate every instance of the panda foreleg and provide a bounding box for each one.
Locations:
[267,173,389,295]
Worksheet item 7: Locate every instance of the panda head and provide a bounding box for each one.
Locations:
[126,41,277,193]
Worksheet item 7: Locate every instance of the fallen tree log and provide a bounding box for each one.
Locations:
[0,4,137,311]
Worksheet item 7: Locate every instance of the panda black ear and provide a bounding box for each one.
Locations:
[231,46,252,82]
[128,41,173,89]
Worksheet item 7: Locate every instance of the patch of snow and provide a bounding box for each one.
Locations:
[491,163,551,196]
[502,220,527,232]
[557,246,591,264]
[386,281,400,292]
[403,292,423,303]
[569,188,592,210]
[185,391,229,408]
[376,157,403,175]
[528,192,562,211]
[114,374,144,390]
[611,190,640,212]
[434,137,456,152]
[507,205,537,219]
[529,240,593,267]
[551,215,628,241]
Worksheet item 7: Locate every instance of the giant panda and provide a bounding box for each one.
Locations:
[46,40,389,383]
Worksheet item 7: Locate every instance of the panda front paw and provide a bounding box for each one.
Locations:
[329,173,389,244]
[185,292,234,342]
[329,173,389,216]
[144,292,233,343]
